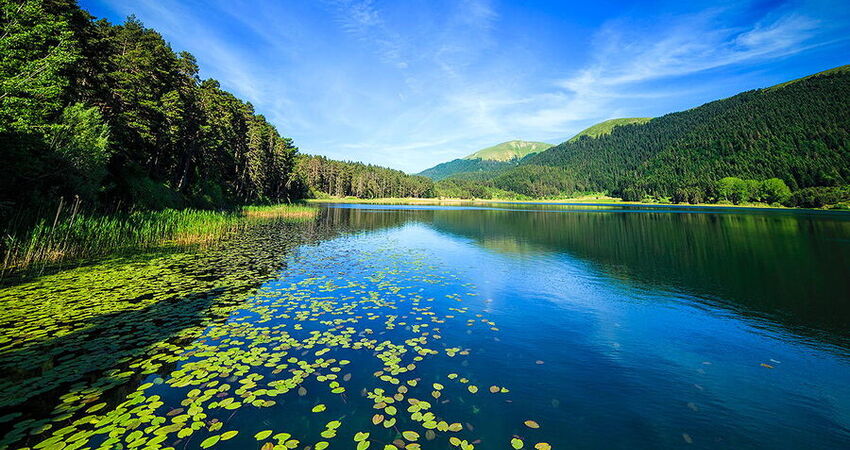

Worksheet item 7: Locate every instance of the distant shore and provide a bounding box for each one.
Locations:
[306,196,849,212]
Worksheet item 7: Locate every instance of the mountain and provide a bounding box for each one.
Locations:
[486,65,850,200]
[418,140,551,180]
[567,118,652,142]
[463,140,552,161]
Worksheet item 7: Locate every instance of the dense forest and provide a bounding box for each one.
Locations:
[294,155,434,198]
[425,67,850,206]
[0,0,431,220]
[493,67,850,203]
[1,1,304,213]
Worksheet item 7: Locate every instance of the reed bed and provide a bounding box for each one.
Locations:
[243,204,318,219]
[1,201,317,274]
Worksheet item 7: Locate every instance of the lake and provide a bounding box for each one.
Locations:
[1,202,849,449]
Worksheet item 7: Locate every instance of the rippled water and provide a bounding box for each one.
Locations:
[2,203,849,449]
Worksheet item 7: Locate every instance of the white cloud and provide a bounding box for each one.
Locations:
[90,0,847,173]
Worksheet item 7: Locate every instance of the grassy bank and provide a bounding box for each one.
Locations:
[305,196,831,210]
[1,203,317,274]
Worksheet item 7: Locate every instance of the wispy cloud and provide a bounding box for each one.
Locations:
[509,9,832,136]
[83,0,850,173]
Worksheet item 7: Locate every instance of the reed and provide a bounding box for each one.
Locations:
[1,201,317,274]
[243,204,318,219]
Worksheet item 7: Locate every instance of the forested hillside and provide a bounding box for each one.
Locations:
[491,67,850,201]
[566,118,651,142]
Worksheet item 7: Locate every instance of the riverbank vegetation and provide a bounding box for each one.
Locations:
[1,202,316,275]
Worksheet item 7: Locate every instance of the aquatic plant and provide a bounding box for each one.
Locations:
[0,226,549,449]
[1,203,317,274]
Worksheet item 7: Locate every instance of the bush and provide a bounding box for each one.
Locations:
[786,185,850,208]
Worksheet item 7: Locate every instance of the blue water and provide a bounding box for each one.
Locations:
[3,202,850,449]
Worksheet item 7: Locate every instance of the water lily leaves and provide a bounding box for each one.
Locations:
[255,430,273,440]
[200,435,220,448]
[534,443,552,450]
[357,440,371,450]
[402,430,419,441]
[354,431,370,442]
[221,430,238,440]
[524,420,540,429]
[1,236,544,450]
[511,437,524,449]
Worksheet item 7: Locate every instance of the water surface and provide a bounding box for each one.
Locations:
[2,203,849,449]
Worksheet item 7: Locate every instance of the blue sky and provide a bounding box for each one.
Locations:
[79,0,850,173]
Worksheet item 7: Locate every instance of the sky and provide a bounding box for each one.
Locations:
[79,0,850,173]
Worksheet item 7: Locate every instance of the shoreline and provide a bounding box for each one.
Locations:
[306,197,850,212]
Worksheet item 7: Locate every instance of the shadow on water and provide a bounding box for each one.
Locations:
[0,288,223,427]
[0,216,369,446]
[317,204,850,347]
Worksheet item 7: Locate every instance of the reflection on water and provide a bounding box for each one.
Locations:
[324,203,850,345]
[0,203,848,450]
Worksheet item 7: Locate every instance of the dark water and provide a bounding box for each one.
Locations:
[1,203,849,449]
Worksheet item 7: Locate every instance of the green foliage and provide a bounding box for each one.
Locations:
[716,177,793,205]
[491,165,579,198]
[294,155,434,199]
[0,0,80,133]
[567,118,651,142]
[717,177,754,204]
[48,103,111,199]
[433,179,525,200]
[758,178,792,204]
[786,185,850,208]
[488,68,850,199]
[0,5,305,212]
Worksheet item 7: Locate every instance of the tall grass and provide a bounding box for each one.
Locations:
[1,201,317,274]
[243,204,318,219]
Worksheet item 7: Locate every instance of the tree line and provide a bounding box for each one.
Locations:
[0,1,432,220]
[294,155,435,199]
[1,1,307,214]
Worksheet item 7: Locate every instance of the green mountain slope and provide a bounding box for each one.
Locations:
[567,118,652,142]
[488,65,850,199]
[418,140,551,180]
[463,140,552,161]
